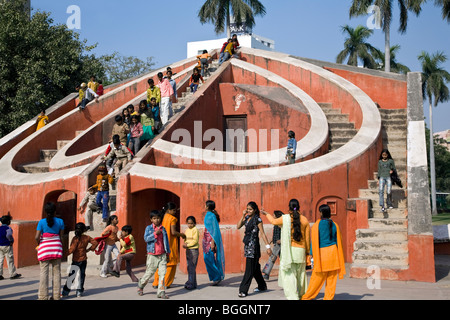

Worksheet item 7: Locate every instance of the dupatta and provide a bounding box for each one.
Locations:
[204,211,225,279]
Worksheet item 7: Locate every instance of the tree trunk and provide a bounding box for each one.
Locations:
[429,101,438,215]
[226,5,231,39]
[384,24,391,72]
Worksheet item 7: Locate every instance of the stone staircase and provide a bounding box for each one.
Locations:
[172,60,219,114]
[318,103,358,151]
[66,184,117,276]
[351,108,409,276]
[17,131,83,173]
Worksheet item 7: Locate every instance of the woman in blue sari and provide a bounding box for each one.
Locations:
[203,200,225,285]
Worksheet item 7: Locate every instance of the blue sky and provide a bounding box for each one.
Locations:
[33,0,450,133]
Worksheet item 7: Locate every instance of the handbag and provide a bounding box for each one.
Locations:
[390,169,403,188]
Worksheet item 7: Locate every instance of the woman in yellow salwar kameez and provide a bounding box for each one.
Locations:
[301,204,346,300]
[262,199,310,300]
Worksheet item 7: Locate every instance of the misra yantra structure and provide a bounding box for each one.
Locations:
[0,47,435,282]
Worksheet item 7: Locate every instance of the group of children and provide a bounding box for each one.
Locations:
[59,207,200,299]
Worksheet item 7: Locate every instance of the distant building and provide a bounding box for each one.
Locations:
[187,17,274,58]
[187,33,275,58]
[434,129,450,151]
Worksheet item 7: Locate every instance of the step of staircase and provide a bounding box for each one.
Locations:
[371,207,406,219]
[355,228,408,241]
[329,128,358,138]
[352,250,409,267]
[368,217,407,228]
[57,140,71,150]
[40,149,58,162]
[353,239,408,253]
[328,121,356,130]
[379,108,407,115]
[17,161,50,173]
[324,113,349,122]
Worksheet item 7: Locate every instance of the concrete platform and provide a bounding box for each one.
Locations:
[0,256,449,302]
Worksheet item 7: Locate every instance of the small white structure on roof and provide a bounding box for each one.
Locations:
[187,33,275,58]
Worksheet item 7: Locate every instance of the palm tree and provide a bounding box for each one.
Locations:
[435,0,450,22]
[373,45,411,74]
[198,0,266,38]
[336,25,380,69]
[349,0,425,72]
[419,51,450,215]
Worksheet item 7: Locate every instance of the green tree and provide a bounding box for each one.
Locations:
[0,0,105,137]
[349,0,425,72]
[101,52,155,85]
[425,127,450,193]
[336,25,380,68]
[198,0,266,38]
[373,44,411,74]
[435,0,450,22]
[419,51,450,215]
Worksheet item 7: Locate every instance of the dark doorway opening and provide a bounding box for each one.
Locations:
[130,189,180,266]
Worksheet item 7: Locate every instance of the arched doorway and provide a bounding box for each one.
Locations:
[129,188,180,267]
[43,190,77,260]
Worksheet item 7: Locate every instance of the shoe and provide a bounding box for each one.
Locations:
[10,274,21,280]
[110,271,120,278]
[76,290,82,298]
[61,290,69,297]
[253,287,267,293]
[380,207,386,213]
[212,279,221,286]
[388,205,394,209]
[0,276,4,280]
[184,284,196,290]
[238,292,247,298]
[137,288,144,296]
[100,273,108,278]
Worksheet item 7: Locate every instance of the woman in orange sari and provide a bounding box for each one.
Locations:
[153,202,186,288]
[301,204,346,300]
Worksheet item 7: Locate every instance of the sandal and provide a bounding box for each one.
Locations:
[137,288,143,296]
[157,291,169,299]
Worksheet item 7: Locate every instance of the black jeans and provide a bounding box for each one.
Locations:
[63,260,87,293]
[239,255,267,294]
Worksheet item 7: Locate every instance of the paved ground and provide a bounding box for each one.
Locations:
[1,255,449,302]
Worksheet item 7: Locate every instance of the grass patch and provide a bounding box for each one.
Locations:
[432,212,450,226]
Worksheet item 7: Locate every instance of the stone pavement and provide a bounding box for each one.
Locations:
[1,255,449,301]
